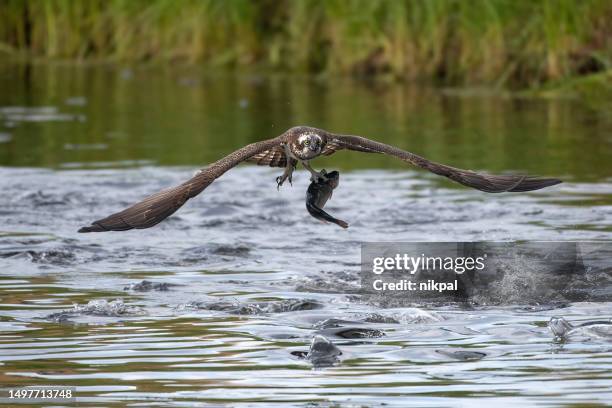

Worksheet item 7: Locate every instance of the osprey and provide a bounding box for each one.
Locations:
[78,126,561,232]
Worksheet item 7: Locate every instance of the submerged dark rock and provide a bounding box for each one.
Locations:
[363,313,400,324]
[436,349,486,361]
[188,301,262,315]
[2,249,76,265]
[313,318,358,329]
[548,316,612,340]
[265,299,322,313]
[211,245,251,256]
[185,298,324,315]
[306,335,342,367]
[45,311,75,323]
[123,280,177,292]
[291,335,343,367]
[318,326,385,339]
[44,299,143,322]
[548,316,574,339]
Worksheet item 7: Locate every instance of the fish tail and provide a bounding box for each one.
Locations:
[306,203,349,229]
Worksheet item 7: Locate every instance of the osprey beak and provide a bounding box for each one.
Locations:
[309,144,318,152]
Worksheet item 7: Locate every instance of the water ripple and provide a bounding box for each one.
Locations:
[0,166,610,406]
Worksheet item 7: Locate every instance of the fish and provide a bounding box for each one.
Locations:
[305,170,349,229]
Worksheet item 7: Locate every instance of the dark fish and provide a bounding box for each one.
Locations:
[306,170,348,229]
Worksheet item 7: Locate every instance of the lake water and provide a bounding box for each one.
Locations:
[0,62,611,407]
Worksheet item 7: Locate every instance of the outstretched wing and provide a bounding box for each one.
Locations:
[246,145,290,167]
[325,133,561,193]
[79,137,282,232]
[321,137,378,156]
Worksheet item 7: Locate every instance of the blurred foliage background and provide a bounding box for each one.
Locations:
[1,0,611,88]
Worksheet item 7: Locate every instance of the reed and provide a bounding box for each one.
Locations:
[0,0,610,86]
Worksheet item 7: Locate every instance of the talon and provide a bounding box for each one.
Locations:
[277,161,296,190]
[310,170,329,183]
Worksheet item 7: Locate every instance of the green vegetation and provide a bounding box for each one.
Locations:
[1,0,611,87]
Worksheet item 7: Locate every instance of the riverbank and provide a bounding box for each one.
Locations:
[1,1,611,88]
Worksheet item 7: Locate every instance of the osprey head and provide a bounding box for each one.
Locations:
[290,128,325,160]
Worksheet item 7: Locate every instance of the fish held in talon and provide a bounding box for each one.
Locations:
[77,126,562,232]
[306,170,349,229]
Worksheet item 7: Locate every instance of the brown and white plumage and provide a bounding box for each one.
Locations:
[78,126,561,232]
[324,133,560,193]
[79,137,282,232]
[246,145,294,167]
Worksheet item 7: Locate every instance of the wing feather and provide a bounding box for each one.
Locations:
[321,138,378,155]
[320,140,342,156]
[79,137,281,232]
[246,145,288,167]
[328,134,561,193]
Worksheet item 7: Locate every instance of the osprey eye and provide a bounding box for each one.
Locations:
[304,140,310,146]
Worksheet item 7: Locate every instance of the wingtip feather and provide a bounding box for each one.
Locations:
[78,224,105,233]
[508,177,562,192]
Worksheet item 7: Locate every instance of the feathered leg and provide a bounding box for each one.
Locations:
[276,144,297,189]
[302,161,328,182]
